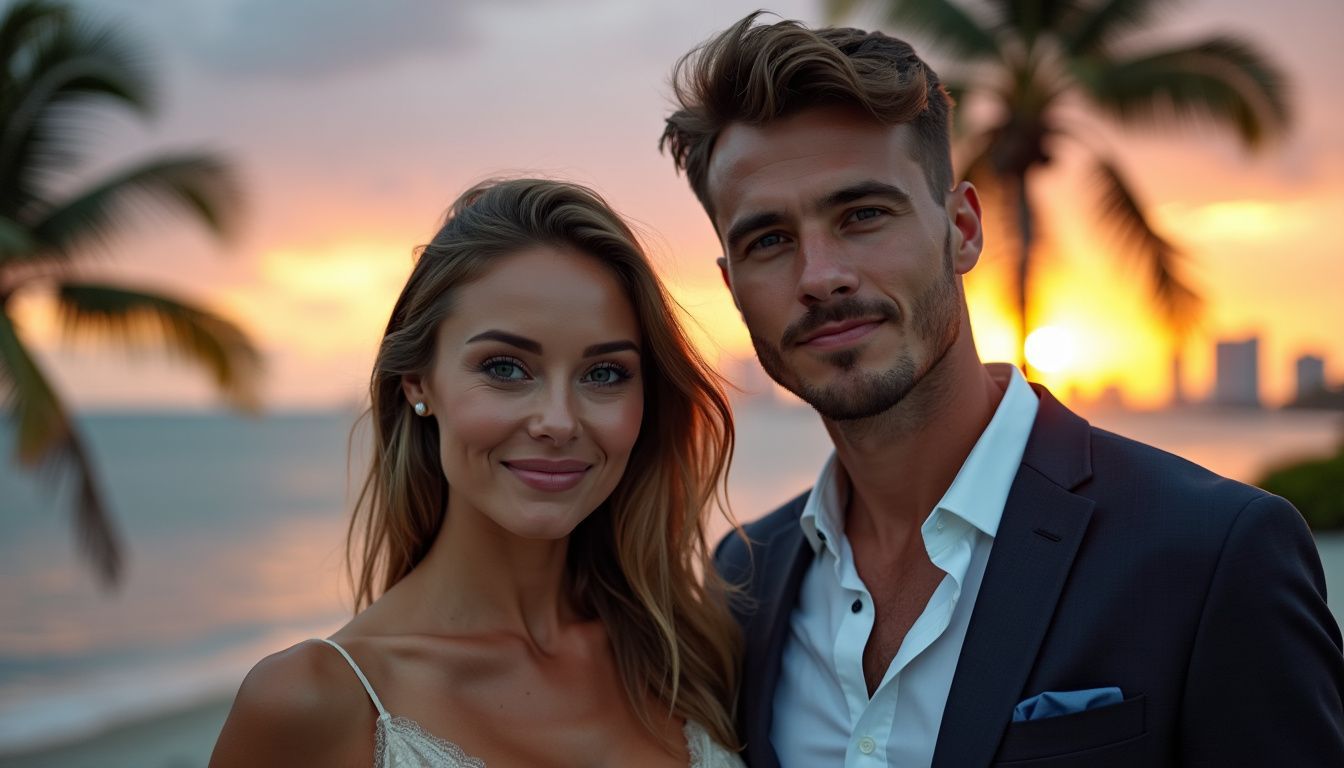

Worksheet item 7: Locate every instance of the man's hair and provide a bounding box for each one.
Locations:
[660,12,954,218]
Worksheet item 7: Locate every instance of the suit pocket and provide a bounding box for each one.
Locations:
[993,694,1147,764]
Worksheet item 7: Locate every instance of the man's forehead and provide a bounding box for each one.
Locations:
[706,110,921,220]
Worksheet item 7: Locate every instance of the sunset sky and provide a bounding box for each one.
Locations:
[15,0,1344,410]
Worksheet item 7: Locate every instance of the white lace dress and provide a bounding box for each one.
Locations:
[320,639,744,768]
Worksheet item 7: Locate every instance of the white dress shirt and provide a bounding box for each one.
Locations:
[772,364,1039,768]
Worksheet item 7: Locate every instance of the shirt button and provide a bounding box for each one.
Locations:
[851,598,863,613]
[936,519,945,531]
[858,736,876,754]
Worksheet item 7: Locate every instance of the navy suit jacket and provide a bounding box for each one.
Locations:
[715,386,1344,767]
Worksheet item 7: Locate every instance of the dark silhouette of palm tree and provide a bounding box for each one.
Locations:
[0,0,261,588]
[828,0,1291,372]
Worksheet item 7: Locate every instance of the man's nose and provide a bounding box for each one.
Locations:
[796,233,859,306]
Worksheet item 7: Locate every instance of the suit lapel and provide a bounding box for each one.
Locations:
[742,511,814,768]
[933,387,1096,768]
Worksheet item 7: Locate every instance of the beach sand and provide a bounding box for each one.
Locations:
[0,695,234,768]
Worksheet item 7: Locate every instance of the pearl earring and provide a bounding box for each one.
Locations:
[413,402,428,416]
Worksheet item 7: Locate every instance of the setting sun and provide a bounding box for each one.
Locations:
[1025,326,1078,374]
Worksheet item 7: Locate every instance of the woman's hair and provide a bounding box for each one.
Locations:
[347,178,741,749]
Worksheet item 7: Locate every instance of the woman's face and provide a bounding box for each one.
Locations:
[404,245,644,541]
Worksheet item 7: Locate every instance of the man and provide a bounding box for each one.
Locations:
[660,13,1344,768]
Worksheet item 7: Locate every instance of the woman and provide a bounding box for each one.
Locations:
[210,179,743,766]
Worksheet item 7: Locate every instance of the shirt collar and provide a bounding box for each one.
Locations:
[799,453,846,556]
[933,363,1038,539]
[797,363,1039,552]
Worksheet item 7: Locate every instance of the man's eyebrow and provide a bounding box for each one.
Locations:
[583,340,640,357]
[466,330,541,354]
[725,211,785,254]
[816,181,913,212]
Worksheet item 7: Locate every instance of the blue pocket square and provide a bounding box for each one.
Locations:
[1012,687,1124,722]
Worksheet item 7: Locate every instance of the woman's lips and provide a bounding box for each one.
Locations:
[799,319,883,349]
[502,459,591,492]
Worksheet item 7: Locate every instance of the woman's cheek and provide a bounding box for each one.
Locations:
[436,390,519,477]
[599,389,645,462]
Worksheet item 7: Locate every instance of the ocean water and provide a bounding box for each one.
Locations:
[0,413,360,755]
[0,402,1342,762]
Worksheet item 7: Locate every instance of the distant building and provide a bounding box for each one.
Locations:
[1171,353,1186,407]
[1296,355,1327,401]
[1287,354,1344,410]
[1213,337,1260,408]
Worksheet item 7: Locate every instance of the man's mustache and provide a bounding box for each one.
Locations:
[781,298,901,347]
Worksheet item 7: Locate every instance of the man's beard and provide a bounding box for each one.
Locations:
[749,232,961,421]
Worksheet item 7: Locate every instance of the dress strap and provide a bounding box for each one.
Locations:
[318,638,390,720]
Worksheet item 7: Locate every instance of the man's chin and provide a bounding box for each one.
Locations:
[786,367,917,421]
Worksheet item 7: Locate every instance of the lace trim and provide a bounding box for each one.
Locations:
[683,720,745,768]
[372,712,737,768]
[374,714,487,768]
[683,721,708,766]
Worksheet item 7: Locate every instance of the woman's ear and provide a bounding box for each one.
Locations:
[402,374,431,416]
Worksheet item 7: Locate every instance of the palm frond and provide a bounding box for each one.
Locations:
[829,0,1003,60]
[998,0,1091,46]
[0,306,65,462]
[1061,0,1179,56]
[20,154,241,264]
[55,282,263,411]
[1074,36,1291,148]
[0,307,123,586]
[1092,157,1201,332]
[0,6,153,212]
[0,214,36,262]
[823,0,870,21]
[0,0,69,70]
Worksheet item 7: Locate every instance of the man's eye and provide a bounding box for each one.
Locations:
[752,233,785,251]
[852,207,884,222]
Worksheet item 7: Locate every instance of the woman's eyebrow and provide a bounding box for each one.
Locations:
[583,340,640,357]
[466,330,541,354]
[466,331,639,358]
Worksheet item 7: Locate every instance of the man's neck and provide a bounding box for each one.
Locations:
[825,346,1006,552]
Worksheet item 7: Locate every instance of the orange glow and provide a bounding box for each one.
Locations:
[1025,326,1078,374]
[217,241,412,359]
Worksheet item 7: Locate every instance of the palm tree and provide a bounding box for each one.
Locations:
[827,0,1291,372]
[1,0,261,588]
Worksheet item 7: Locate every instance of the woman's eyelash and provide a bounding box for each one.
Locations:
[479,356,529,381]
[584,362,634,386]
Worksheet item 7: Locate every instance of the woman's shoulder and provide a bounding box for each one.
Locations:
[210,639,375,767]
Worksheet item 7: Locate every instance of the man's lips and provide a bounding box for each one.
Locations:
[795,318,884,349]
[502,459,591,492]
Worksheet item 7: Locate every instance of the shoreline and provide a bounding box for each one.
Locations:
[0,694,234,768]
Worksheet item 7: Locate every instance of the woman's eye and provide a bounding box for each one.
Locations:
[483,359,527,380]
[583,364,630,386]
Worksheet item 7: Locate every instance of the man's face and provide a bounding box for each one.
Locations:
[706,106,981,420]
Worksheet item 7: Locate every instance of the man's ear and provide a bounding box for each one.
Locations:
[717,255,741,311]
[948,181,985,275]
